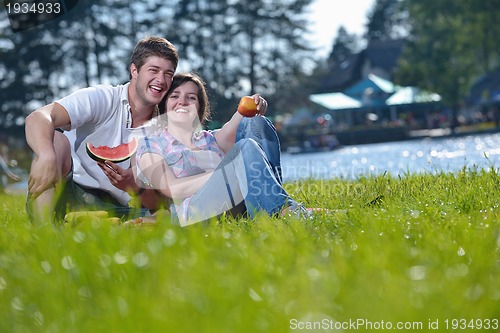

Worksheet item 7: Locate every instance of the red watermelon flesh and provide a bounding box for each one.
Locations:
[86,137,138,162]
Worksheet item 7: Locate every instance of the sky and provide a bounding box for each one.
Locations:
[308,0,376,58]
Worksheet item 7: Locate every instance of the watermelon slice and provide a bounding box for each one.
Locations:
[86,137,138,162]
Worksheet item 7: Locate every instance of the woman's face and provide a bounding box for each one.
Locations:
[165,81,200,126]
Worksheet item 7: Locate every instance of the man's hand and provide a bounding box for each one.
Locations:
[98,161,139,193]
[28,154,58,198]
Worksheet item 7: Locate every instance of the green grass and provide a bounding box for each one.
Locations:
[1,168,499,332]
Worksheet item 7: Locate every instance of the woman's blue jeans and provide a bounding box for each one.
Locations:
[236,116,283,184]
[177,117,296,226]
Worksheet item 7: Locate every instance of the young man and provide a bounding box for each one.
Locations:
[25,36,179,224]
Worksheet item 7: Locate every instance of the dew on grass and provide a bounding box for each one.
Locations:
[11,297,23,311]
[117,297,129,316]
[146,239,163,254]
[95,268,111,281]
[78,286,92,299]
[33,310,44,326]
[408,265,427,280]
[249,288,263,302]
[132,252,149,268]
[72,231,86,243]
[490,289,500,301]
[69,310,76,324]
[163,229,177,247]
[41,261,51,274]
[284,300,298,316]
[409,247,419,258]
[61,256,75,270]
[108,225,119,239]
[169,285,187,302]
[0,276,6,290]
[457,247,466,256]
[465,284,484,300]
[307,268,321,281]
[445,263,469,280]
[261,282,276,300]
[99,254,112,267]
[114,251,128,265]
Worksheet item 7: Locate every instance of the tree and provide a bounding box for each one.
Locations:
[0,0,173,134]
[306,25,362,95]
[171,0,314,96]
[365,0,407,42]
[327,26,360,66]
[460,0,500,74]
[0,14,67,130]
[169,0,314,121]
[55,0,135,87]
[394,0,500,131]
[0,0,316,132]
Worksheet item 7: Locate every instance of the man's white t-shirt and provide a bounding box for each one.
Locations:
[57,83,155,206]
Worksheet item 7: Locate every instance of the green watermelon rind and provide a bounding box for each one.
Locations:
[86,137,138,163]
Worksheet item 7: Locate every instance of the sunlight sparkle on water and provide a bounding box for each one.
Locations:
[282,132,500,181]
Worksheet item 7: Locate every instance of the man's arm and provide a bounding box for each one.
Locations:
[25,102,71,154]
[25,102,72,197]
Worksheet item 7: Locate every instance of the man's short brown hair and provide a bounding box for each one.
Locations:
[130,36,179,73]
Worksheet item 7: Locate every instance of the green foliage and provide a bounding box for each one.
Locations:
[1,171,499,332]
[395,0,500,109]
[1,0,315,131]
[326,27,360,66]
[171,0,315,122]
[0,0,143,130]
[365,0,407,42]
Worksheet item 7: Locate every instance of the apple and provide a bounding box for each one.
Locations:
[237,96,258,117]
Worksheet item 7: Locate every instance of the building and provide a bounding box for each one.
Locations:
[306,39,446,145]
[309,73,442,145]
[319,39,405,93]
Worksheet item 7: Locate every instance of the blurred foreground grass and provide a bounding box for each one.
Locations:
[0,168,499,332]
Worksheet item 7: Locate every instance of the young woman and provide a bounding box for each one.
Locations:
[134,73,307,226]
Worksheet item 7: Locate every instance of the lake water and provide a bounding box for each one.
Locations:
[281,132,500,181]
[6,131,500,194]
